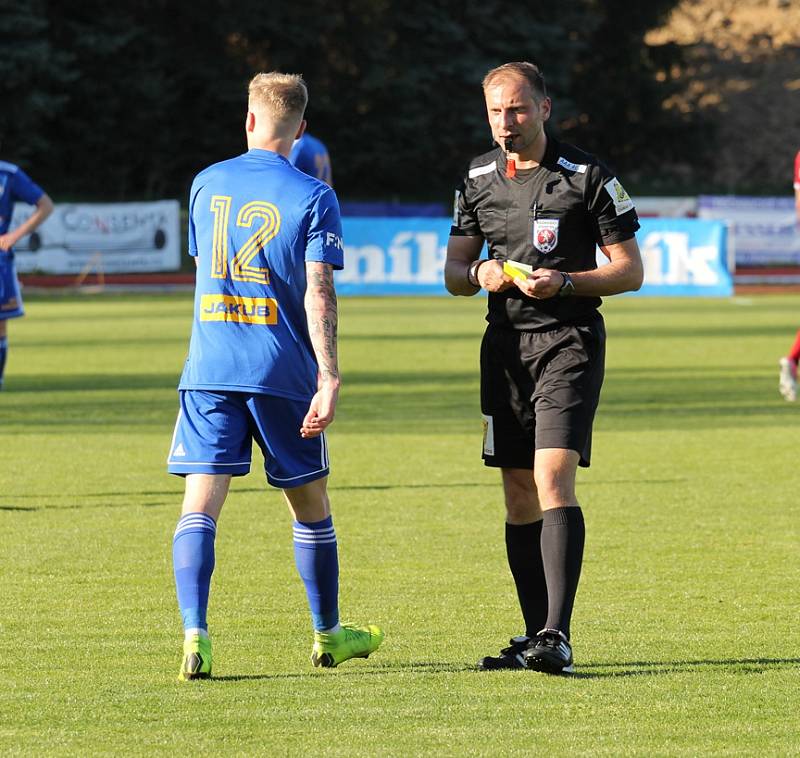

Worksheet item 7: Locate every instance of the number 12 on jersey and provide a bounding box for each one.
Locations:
[209,195,281,284]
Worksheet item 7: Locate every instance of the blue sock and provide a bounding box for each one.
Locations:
[293,516,339,631]
[173,512,217,632]
[0,337,7,386]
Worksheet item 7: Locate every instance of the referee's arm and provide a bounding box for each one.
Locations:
[445,235,513,296]
[518,236,644,299]
[577,237,643,296]
[445,235,483,295]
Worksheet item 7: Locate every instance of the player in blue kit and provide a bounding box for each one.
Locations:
[289,133,333,186]
[0,161,54,389]
[167,72,383,680]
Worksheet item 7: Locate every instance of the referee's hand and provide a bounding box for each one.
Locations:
[513,268,563,299]
[478,260,515,292]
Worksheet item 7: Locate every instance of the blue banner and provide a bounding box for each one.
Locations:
[634,218,732,296]
[337,217,732,297]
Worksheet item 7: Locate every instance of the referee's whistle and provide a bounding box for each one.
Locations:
[504,138,516,178]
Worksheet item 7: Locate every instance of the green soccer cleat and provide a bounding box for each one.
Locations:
[311,623,385,668]
[178,633,212,681]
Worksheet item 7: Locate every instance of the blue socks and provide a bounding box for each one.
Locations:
[0,336,7,387]
[293,516,339,631]
[173,512,217,632]
[172,512,339,634]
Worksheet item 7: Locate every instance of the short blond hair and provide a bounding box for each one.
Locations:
[482,62,547,102]
[248,72,308,133]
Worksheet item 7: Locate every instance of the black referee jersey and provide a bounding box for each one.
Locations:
[450,136,640,331]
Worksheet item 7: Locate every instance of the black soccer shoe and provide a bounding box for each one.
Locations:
[476,636,531,670]
[523,628,574,674]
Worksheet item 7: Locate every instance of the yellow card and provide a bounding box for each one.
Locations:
[503,259,534,280]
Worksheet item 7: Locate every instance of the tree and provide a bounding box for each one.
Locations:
[12,0,688,201]
[0,0,71,168]
[562,0,698,187]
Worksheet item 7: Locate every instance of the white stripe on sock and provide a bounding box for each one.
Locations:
[293,536,338,545]
[293,526,335,538]
[174,513,217,537]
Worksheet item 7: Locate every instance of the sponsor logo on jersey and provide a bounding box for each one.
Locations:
[172,443,186,457]
[604,178,635,216]
[556,156,587,174]
[325,231,344,251]
[199,294,278,325]
[533,218,559,253]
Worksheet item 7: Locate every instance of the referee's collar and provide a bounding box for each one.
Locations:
[498,133,559,171]
[540,135,560,169]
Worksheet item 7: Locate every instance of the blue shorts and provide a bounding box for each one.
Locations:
[167,389,329,488]
[0,255,24,320]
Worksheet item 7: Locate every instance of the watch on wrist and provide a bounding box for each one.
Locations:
[558,272,575,297]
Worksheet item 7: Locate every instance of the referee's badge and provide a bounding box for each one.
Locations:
[604,177,635,216]
[533,218,559,254]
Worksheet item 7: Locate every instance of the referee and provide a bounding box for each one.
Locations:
[445,61,643,674]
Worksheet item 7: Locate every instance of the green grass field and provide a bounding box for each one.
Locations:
[1,292,799,756]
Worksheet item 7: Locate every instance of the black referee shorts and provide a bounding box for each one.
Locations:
[479,317,606,469]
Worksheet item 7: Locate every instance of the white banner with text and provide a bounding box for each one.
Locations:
[11,200,181,274]
[698,195,800,267]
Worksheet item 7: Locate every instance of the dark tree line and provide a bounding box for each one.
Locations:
[1,0,694,203]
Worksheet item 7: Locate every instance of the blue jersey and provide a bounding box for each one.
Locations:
[289,134,333,186]
[0,161,44,238]
[179,149,344,400]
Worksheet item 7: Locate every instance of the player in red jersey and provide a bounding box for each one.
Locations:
[778,150,800,401]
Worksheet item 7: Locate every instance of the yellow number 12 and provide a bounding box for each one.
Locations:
[209,196,280,284]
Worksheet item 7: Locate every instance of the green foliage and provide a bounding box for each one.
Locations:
[562,0,706,186]
[2,1,689,201]
[38,1,251,199]
[0,0,71,163]
[1,292,799,754]
[235,0,590,200]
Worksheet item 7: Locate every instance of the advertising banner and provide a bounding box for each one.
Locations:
[338,217,732,297]
[635,196,697,217]
[337,219,453,295]
[624,218,731,296]
[697,195,800,267]
[10,200,181,274]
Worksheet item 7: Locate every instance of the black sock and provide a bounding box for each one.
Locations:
[541,506,585,639]
[505,520,547,638]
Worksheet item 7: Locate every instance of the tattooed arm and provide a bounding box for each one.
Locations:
[301,261,340,438]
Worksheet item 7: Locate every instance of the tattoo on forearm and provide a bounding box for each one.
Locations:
[306,264,339,381]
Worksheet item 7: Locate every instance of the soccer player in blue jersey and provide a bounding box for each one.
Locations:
[289,133,333,186]
[167,72,383,680]
[0,161,53,389]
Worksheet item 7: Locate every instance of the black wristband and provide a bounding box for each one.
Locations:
[467,259,487,287]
